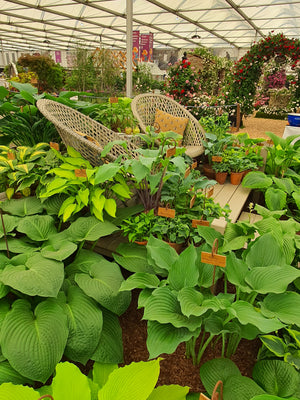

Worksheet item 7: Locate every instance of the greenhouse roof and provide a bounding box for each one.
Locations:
[0,0,300,53]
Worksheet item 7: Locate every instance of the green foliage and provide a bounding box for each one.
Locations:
[0,360,190,400]
[18,53,64,92]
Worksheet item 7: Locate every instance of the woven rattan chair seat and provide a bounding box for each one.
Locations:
[131,93,206,157]
[37,99,139,165]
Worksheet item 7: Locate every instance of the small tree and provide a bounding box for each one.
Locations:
[65,47,96,92]
[18,54,64,92]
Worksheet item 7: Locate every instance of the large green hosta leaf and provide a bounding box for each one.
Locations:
[65,249,106,276]
[200,358,241,395]
[75,259,131,315]
[168,245,198,291]
[261,292,300,327]
[98,359,160,400]
[265,188,287,211]
[242,171,273,189]
[146,236,178,275]
[245,265,300,294]
[41,239,77,261]
[91,308,123,364]
[0,382,38,400]
[252,359,299,397]
[0,197,43,216]
[66,216,118,242]
[228,301,284,333]
[0,253,64,297]
[147,384,189,400]
[147,320,199,359]
[51,362,91,400]
[245,233,285,268]
[120,272,160,291]
[143,287,202,331]
[62,286,103,364]
[1,299,68,382]
[177,287,204,317]
[0,361,34,385]
[0,238,37,254]
[223,375,265,400]
[0,215,19,238]
[113,243,153,274]
[16,215,57,241]
[225,252,250,292]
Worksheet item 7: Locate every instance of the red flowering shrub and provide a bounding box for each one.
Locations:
[163,59,201,105]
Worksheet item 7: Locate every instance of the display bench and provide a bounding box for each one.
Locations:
[211,181,252,234]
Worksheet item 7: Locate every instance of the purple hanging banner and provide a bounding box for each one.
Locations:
[140,34,150,62]
[132,30,140,64]
[55,51,62,63]
[149,32,153,62]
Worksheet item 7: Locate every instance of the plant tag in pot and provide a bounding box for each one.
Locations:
[109,97,118,103]
[157,207,175,218]
[75,168,87,178]
[201,252,226,268]
[166,147,176,158]
[184,167,191,179]
[50,142,60,151]
[191,161,198,169]
[7,152,15,160]
[190,195,196,208]
[212,156,222,162]
[192,219,210,228]
[205,186,214,198]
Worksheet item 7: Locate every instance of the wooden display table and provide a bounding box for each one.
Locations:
[211,181,252,234]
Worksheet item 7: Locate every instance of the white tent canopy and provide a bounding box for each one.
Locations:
[0,0,300,54]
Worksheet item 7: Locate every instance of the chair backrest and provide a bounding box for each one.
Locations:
[131,93,206,149]
[37,99,139,165]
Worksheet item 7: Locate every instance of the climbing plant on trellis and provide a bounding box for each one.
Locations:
[227,33,300,115]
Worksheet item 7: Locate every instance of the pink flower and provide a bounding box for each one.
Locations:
[185,80,189,84]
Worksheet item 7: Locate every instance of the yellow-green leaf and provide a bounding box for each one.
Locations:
[6,188,14,200]
[77,188,89,206]
[104,198,116,218]
[63,203,77,222]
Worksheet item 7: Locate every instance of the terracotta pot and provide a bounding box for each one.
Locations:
[166,241,185,254]
[215,171,228,185]
[203,164,215,179]
[134,240,148,246]
[230,171,244,185]
[243,169,252,177]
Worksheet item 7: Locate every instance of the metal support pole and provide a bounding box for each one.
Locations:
[126,0,133,98]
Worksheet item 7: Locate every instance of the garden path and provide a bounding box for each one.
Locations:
[240,114,287,139]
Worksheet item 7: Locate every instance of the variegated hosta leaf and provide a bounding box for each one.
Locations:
[1,299,69,382]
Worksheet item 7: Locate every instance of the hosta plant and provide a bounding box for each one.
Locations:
[0,359,190,400]
[0,198,130,383]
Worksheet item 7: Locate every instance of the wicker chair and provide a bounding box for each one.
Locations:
[37,99,139,165]
[131,93,206,158]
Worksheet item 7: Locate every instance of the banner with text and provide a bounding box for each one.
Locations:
[132,30,140,64]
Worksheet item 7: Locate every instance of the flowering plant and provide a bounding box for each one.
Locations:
[163,59,201,105]
[227,33,300,115]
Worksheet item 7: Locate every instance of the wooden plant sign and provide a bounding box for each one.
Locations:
[192,219,210,228]
[189,194,196,209]
[184,167,191,179]
[212,155,222,162]
[200,394,210,400]
[157,207,175,218]
[50,142,60,151]
[201,239,226,293]
[191,161,198,170]
[74,168,87,178]
[109,97,118,103]
[205,186,214,198]
[166,147,176,158]
[7,152,15,160]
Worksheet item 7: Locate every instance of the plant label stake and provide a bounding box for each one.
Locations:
[199,380,223,400]
[7,152,15,160]
[192,218,210,228]
[191,161,198,170]
[50,142,60,151]
[166,146,176,158]
[157,206,175,218]
[201,239,226,293]
[212,156,222,162]
[205,185,214,198]
[75,168,87,178]
[184,167,191,179]
[190,194,196,208]
[109,97,118,103]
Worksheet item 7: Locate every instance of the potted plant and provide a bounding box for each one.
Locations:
[120,209,156,244]
[228,156,247,185]
[212,160,230,184]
